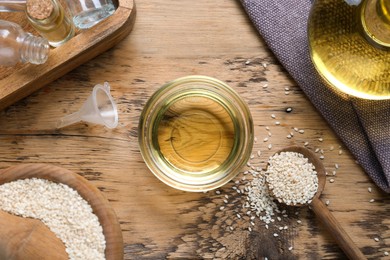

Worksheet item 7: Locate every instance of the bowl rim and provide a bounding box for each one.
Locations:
[138,75,254,192]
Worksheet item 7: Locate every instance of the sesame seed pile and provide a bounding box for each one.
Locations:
[246,171,278,224]
[266,151,318,206]
[0,178,106,260]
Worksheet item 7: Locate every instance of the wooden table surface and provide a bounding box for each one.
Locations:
[1,0,389,259]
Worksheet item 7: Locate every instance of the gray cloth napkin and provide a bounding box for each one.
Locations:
[241,0,390,193]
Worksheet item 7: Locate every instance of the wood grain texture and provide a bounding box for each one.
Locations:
[0,0,136,111]
[0,210,67,260]
[0,164,123,260]
[0,0,389,259]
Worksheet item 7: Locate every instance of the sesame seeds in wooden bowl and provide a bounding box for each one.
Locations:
[0,164,123,260]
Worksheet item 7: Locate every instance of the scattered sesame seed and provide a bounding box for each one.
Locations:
[220,206,225,210]
[237,214,241,219]
[265,126,270,131]
[284,91,289,95]
[318,138,323,142]
[299,129,305,134]
[263,63,267,68]
[229,226,234,231]
[257,150,261,157]
[320,155,324,160]
[271,114,276,119]
[245,60,251,65]
[297,220,302,224]
[248,227,252,232]
[254,137,258,143]
[294,127,299,132]
[288,246,293,251]
[330,145,334,151]
[329,179,335,183]
[275,121,280,125]
[335,163,339,169]
[223,199,228,204]
[325,200,330,206]
[273,233,279,237]
[216,190,221,195]
[250,154,255,159]
[338,150,343,155]
[368,187,372,193]
[287,135,292,139]
[304,141,309,146]
[332,171,336,176]
[315,148,320,153]
[286,107,292,113]
[374,237,380,242]
[268,132,272,137]
[268,144,272,150]
[284,226,288,230]
[384,251,389,256]
[263,137,269,142]
[265,224,269,229]
[225,195,229,199]
[369,199,375,203]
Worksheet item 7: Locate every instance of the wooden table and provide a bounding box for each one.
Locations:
[0,0,389,259]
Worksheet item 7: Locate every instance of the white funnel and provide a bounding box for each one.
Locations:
[57,82,119,129]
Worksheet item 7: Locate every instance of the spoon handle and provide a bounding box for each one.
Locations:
[311,197,366,260]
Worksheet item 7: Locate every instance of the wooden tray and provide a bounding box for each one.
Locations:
[0,0,136,111]
[0,163,124,260]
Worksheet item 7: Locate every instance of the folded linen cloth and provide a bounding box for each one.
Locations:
[240,0,390,193]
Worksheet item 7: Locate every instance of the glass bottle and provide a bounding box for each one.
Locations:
[0,0,26,12]
[0,19,49,66]
[308,0,390,99]
[66,0,115,29]
[26,0,75,47]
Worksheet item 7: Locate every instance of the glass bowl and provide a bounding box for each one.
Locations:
[138,75,254,192]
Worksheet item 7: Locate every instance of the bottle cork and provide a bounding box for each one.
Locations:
[26,0,54,20]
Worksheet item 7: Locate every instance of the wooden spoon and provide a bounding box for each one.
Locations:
[267,146,366,260]
[0,210,68,260]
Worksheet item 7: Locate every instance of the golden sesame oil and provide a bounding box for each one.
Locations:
[139,76,254,191]
[155,93,236,176]
[308,0,390,99]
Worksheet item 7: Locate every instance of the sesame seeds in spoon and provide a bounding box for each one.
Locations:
[266,146,366,260]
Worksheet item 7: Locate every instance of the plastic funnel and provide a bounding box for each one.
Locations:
[57,82,118,129]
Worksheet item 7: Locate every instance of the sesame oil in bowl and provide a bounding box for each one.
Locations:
[139,76,253,192]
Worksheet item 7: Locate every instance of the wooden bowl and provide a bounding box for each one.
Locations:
[0,164,123,260]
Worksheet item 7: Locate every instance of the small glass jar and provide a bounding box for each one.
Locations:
[26,0,75,47]
[139,76,254,192]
